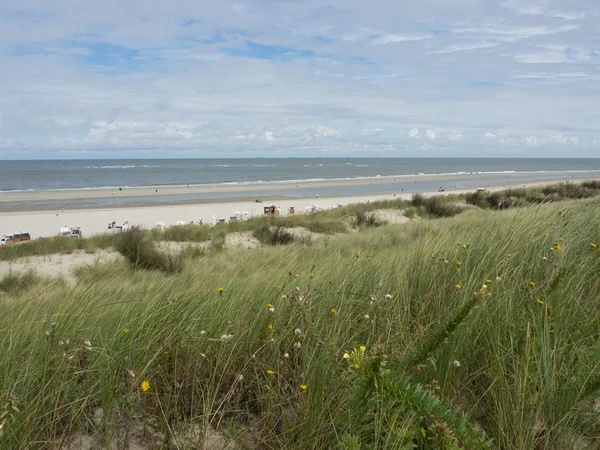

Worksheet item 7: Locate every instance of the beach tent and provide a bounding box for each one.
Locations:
[176,220,185,226]
[155,221,166,230]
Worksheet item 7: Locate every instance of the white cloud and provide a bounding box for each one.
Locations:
[484,132,497,138]
[425,129,436,140]
[229,3,245,14]
[449,132,463,142]
[408,128,419,138]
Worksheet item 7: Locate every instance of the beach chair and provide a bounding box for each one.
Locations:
[242,212,249,220]
[212,215,218,225]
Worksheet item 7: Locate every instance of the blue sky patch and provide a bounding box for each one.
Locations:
[220,41,315,60]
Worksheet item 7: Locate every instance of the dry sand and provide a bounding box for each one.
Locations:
[0,250,123,284]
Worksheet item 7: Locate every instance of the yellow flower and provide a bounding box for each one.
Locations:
[266,303,274,308]
[218,287,224,293]
[421,427,427,438]
[122,328,129,334]
[505,253,512,257]
[268,324,275,334]
[457,241,463,246]
[266,370,275,375]
[486,279,492,283]
[543,233,548,237]
[591,243,597,249]
[482,284,488,289]
[359,345,366,353]
[141,380,150,392]
[536,298,544,305]
[353,363,360,369]
[455,261,462,267]
[163,351,169,355]
[455,284,461,289]
[559,237,564,242]
[343,353,350,359]
[356,251,361,257]
[299,384,308,390]
[331,308,337,315]
[529,281,535,287]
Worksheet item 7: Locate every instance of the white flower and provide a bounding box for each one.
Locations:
[496,276,502,281]
[281,294,288,299]
[127,369,136,378]
[237,374,244,382]
[542,256,547,261]
[59,340,64,345]
[84,339,92,351]
[385,294,392,299]
[220,334,233,341]
[294,328,303,336]
[364,314,370,320]
[295,287,300,291]
[283,352,290,359]
[200,330,206,336]
[294,342,302,349]
[453,360,461,368]
[268,307,275,313]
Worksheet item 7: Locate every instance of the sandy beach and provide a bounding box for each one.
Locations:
[1,175,597,239]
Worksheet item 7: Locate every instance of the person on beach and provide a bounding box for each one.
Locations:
[56,210,59,217]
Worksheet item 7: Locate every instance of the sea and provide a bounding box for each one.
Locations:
[1,158,599,211]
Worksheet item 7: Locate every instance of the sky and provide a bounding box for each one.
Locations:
[1,0,599,159]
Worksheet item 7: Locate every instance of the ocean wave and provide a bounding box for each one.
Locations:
[85,165,161,169]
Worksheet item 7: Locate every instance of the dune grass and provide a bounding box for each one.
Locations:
[0,196,599,448]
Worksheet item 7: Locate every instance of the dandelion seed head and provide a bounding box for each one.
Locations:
[453,360,461,368]
[283,353,290,359]
[294,328,303,335]
[294,342,302,349]
[200,330,206,336]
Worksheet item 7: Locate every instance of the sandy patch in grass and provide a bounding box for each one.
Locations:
[226,231,261,249]
[155,240,211,253]
[371,209,410,224]
[0,250,123,285]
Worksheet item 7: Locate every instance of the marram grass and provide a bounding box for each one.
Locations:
[0,197,599,449]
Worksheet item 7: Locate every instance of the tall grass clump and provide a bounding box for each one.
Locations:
[412,193,463,218]
[356,208,383,227]
[253,224,296,245]
[0,270,46,296]
[115,227,183,273]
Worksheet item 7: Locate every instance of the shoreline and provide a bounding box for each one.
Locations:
[2,170,600,205]
[1,176,598,239]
